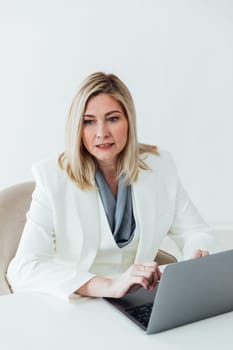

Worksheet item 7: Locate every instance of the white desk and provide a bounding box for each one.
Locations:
[0,292,233,350]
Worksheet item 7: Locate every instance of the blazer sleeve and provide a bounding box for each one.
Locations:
[6,165,96,301]
[164,153,218,259]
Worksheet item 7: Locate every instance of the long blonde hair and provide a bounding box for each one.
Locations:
[59,72,159,189]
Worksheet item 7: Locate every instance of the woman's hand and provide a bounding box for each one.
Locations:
[76,262,161,298]
[109,262,161,298]
[191,249,209,259]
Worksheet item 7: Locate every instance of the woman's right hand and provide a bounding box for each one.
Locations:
[76,262,161,298]
[109,262,161,298]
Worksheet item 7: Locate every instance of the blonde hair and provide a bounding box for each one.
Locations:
[59,72,159,189]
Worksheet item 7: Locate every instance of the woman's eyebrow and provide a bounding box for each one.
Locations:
[105,110,122,117]
[83,114,95,118]
[83,110,122,118]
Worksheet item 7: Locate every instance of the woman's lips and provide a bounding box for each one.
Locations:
[95,143,114,149]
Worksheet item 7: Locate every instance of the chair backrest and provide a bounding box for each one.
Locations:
[0,181,176,296]
[0,182,35,295]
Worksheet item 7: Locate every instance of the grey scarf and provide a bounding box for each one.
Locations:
[95,170,136,247]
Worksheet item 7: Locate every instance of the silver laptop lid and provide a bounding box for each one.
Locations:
[147,249,233,333]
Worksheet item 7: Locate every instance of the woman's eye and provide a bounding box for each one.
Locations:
[83,119,94,125]
[108,116,119,122]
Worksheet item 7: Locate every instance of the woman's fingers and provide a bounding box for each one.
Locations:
[111,262,161,298]
[129,262,161,289]
[133,262,160,273]
[192,249,209,258]
[135,262,161,277]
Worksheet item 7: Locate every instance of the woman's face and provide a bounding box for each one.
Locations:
[81,93,128,169]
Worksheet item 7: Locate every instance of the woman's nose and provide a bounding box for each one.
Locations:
[96,121,110,139]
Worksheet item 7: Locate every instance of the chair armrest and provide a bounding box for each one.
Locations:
[154,249,177,265]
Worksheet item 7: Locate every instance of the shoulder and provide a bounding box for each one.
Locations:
[143,149,177,174]
[31,155,68,190]
[138,149,179,187]
[32,155,62,177]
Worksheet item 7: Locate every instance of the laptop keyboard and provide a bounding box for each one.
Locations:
[126,302,153,328]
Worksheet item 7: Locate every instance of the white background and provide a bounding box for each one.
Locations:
[0,0,232,230]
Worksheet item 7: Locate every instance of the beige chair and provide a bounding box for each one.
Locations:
[0,182,177,296]
[0,182,35,295]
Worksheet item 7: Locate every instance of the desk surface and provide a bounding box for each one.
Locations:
[0,292,233,350]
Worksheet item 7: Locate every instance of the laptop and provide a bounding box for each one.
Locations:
[104,249,233,334]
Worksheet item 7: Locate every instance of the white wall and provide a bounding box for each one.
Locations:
[0,0,232,230]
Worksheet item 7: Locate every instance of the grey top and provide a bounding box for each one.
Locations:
[95,170,136,248]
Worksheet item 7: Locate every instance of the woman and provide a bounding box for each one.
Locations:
[7,72,216,300]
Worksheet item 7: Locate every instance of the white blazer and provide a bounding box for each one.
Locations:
[7,150,216,300]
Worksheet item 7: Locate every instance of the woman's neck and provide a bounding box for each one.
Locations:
[97,159,117,178]
[97,161,118,197]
